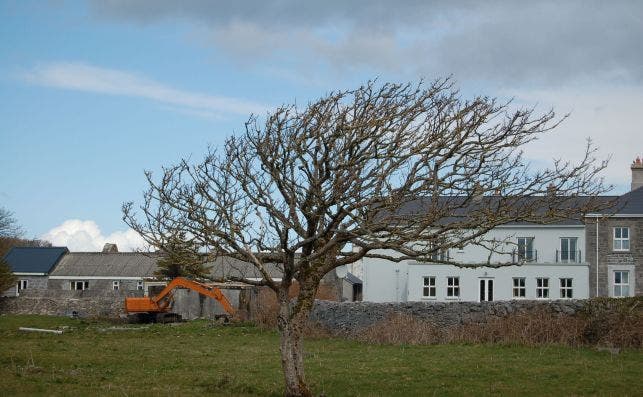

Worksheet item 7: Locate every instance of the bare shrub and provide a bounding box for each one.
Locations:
[356,313,441,345]
[446,309,586,347]
[251,284,341,329]
[251,287,281,329]
[580,297,642,348]
[324,297,642,349]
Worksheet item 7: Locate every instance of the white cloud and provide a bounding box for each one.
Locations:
[21,62,268,117]
[41,219,146,252]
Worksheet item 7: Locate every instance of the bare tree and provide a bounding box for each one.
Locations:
[123,80,610,397]
[0,208,51,259]
[0,208,23,238]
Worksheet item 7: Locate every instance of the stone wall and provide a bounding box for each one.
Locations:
[308,299,587,333]
[586,217,642,297]
[0,294,128,318]
[0,287,244,320]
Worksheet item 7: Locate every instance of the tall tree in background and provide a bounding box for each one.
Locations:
[0,258,16,292]
[0,208,23,238]
[124,80,610,396]
[153,232,211,279]
[0,207,51,292]
[0,207,51,259]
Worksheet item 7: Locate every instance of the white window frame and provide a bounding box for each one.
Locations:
[608,265,635,298]
[112,281,120,291]
[536,278,549,299]
[446,276,460,299]
[613,227,630,252]
[17,279,28,291]
[560,278,573,299]
[70,280,89,291]
[517,237,535,261]
[137,280,144,291]
[512,277,526,298]
[559,237,578,263]
[613,271,630,297]
[422,276,436,299]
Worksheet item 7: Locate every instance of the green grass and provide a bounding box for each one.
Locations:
[0,315,641,396]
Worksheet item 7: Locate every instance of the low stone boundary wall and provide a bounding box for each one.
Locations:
[0,288,246,320]
[308,299,587,332]
[0,296,127,318]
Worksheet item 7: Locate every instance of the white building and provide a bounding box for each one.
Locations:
[355,223,590,303]
[355,163,643,303]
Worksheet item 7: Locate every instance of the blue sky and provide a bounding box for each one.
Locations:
[1,1,642,251]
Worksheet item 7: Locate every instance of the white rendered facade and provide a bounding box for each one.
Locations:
[356,225,590,302]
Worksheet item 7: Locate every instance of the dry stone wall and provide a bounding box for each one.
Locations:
[0,288,245,320]
[308,299,587,332]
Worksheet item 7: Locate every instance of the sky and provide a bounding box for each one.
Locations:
[1,0,642,251]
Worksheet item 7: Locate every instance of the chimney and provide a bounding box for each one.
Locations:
[632,157,643,191]
[547,183,557,197]
[102,243,118,253]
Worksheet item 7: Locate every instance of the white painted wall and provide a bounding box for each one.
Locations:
[406,263,588,301]
[361,225,590,302]
[451,225,586,264]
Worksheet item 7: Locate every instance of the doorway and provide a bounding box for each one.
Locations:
[479,278,494,302]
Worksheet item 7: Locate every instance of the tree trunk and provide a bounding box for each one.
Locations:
[277,283,317,397]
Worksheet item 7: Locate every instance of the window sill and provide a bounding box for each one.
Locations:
[445,297,461,300]
[421,297,437,300]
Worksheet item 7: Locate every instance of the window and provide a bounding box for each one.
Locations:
[613,227,630,251]
[512,277,526,298]
[517,237,535,261]
[446,277,460,298]
[560,238,578,262]
[613,271,630,297]
[536,278,549,298]
[429,245,449,262]
[560,278,573,298]
[17,280,28,291]
[137,281,144,291]
[112,281,120,291]
[422,277,436,298]
[70,281,89,291]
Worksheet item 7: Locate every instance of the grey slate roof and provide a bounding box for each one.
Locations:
[344,272,362,284]
[207,256,284,280]
[611,186,643,215]
[3,247,68,274]
[50,252,160,278]
[385,195,617,226]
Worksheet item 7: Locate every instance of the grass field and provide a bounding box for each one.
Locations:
[1,315,641,396]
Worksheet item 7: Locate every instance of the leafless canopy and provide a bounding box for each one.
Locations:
[124,79,609,287]
[0,208,23,238]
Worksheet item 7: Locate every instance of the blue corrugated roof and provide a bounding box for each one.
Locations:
[3,247,69,274]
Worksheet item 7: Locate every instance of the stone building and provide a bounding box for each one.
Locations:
[586,158,643,297]
[48,249,160,295]
[2,246,68,297]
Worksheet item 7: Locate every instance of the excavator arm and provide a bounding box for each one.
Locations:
[125,277,235,316]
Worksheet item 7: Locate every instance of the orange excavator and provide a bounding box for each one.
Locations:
[125,277,235,323]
